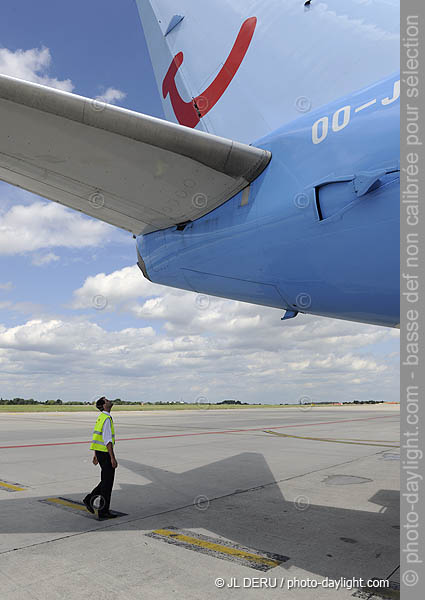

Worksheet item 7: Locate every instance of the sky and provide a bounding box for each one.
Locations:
[0,0,399,404]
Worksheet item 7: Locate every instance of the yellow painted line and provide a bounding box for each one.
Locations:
[46,497,88,511]
[264,430,400,448]
[152,529,280,567]
[0,480,25,491]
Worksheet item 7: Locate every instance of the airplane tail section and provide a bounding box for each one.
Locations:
[135,0,399,144]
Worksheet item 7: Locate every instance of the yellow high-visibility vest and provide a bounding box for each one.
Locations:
[90,413,115,452]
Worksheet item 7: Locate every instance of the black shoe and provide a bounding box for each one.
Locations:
[98,511,118,519]
[83,495,94,514]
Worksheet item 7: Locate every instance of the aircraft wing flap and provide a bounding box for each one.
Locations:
[0,75,271,235]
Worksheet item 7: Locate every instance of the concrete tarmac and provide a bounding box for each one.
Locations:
[0,406,400,599]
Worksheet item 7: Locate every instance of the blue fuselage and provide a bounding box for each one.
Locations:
[137,74,400,327]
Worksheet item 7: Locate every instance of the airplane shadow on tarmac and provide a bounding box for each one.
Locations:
[0,451,399,581]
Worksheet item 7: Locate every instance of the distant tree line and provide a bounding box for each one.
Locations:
[217,400,248,405]
[0,398,65,405]
[0,397,388,406]
[0,398,194,405]
[351,400,385,404]
[0,398,131,405]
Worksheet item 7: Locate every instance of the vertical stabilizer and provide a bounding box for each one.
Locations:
[135,0,399,144]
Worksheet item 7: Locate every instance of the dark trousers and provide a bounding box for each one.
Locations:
[87,450,115,513]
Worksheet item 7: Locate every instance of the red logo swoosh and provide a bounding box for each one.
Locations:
[162,17,257,128]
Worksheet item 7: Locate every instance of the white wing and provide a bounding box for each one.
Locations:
[0,75,270,235]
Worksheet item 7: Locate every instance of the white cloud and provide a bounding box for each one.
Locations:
[71,265,178,311]
[0,48,126,108]
[31,252,60,267]
[95,87,126,104]
[0,201,117,255]
[0,47,73,91]
[59,264,401,404]
[0,310,399,404]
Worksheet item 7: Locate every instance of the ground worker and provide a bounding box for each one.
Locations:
[83,397,118,519]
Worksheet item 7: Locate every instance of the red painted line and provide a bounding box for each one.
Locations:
[162,16,257,127]
[0,415,396,449]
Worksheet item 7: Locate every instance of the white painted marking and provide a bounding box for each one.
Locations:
[355,99,377,113]
[382,80,400,105]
